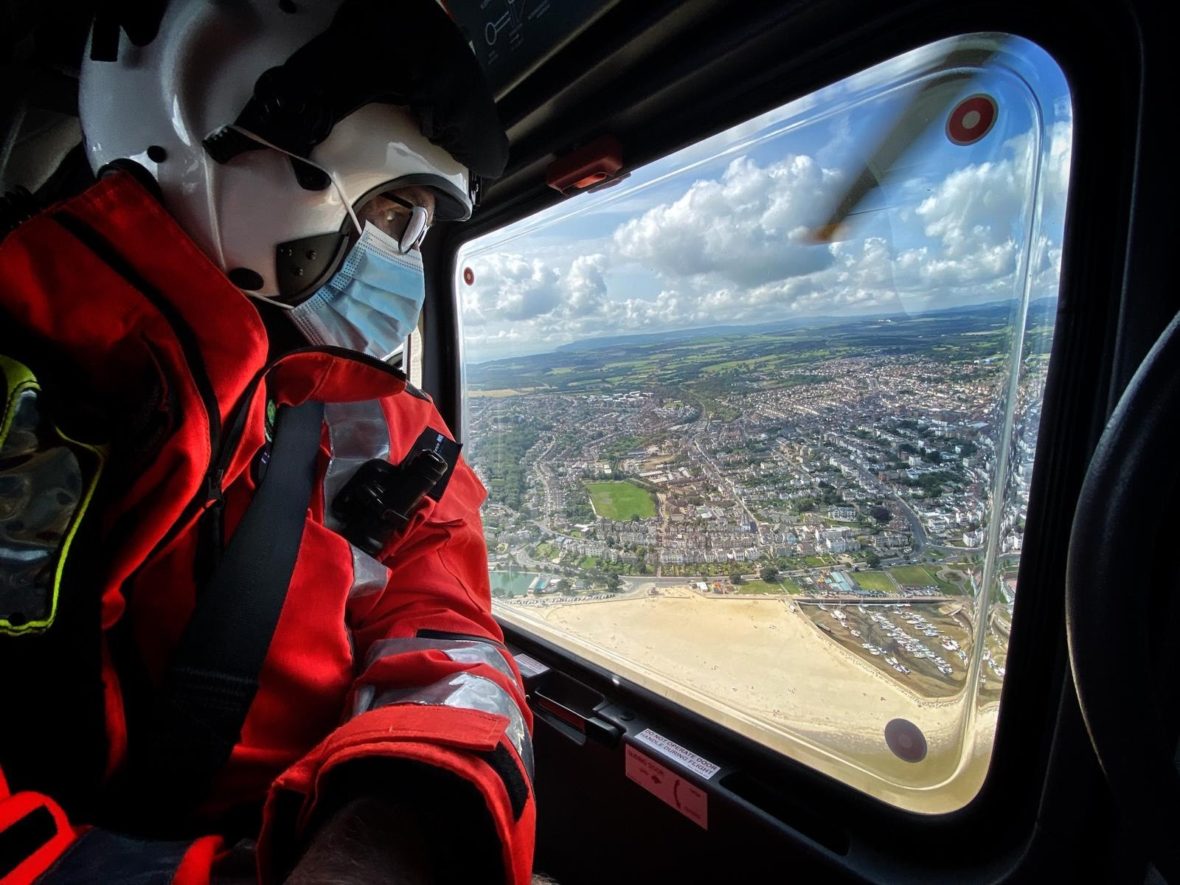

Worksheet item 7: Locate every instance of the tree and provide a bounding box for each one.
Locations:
[759,565,779,583]
[605,573,622,593]
[864,550,882,568]
[869,505,892,524]
[730,571,745,585]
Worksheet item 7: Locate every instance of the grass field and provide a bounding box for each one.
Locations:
[533,542,560,561]
[740,579,803,595]
[889,564,945,589]
[853,570,897,592]
[585,480,657,520]
[736,579,776,594]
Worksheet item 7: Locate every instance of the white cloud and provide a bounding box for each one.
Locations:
[564,254,608,317]
[904,118,1071,289]
[611,155,838,288]
[462,251,611,332]
[462,253,561,323]
[916,160,1023,257]
[1044,121,1072,214]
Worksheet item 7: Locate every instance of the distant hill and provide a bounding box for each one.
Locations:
[553,315,839,353]
[471,297,1057,372]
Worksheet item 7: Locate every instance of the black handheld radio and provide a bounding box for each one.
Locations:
[331,449,449,555]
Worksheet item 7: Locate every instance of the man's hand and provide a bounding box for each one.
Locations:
[284,797,433,884]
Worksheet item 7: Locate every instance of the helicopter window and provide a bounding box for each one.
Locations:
[456,34,1071,811]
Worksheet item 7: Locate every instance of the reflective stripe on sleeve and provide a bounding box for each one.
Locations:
[349,543,390,599]
[364,637,518,685]
[351,641,533,778]
[354,664,533,779]
[323,400,390,534]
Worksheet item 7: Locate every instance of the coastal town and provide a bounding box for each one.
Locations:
[466,304,1048,702]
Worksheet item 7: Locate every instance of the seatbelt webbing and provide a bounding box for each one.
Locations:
[133,399,325,813]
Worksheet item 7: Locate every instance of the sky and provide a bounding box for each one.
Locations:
[456,34,1072,364]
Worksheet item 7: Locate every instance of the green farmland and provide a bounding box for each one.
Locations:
[585,481,657,520]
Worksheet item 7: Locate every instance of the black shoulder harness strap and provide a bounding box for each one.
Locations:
[128,399,325,818]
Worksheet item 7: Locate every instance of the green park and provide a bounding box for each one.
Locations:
[585,480,657,520]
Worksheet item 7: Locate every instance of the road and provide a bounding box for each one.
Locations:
[891,495,928,554]
[827,449,929,555]
[692,437,766,544]
[528,435,559,524]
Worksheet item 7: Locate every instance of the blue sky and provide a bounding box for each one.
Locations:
[457,34,1072,363]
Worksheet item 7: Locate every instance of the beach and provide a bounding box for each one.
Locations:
[501,583,998,812]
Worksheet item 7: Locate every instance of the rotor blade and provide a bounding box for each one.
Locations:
[810,39,1001,243]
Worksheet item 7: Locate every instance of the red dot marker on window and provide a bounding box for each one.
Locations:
[946,94,997,146]
[884,717,928,762]
[463,267,475,285]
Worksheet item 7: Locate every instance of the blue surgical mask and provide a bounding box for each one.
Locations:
[289,223,425,360]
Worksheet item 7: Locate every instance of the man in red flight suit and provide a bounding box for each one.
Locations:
[0,1,534,882]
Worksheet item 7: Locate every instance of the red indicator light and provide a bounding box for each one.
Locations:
[574,171,609,189]
[547,135,625,194]
[463,267,475,285]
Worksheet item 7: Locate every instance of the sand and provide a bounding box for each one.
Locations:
[501,585,999,812]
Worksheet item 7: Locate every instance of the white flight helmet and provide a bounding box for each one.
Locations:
[78,0,506,302]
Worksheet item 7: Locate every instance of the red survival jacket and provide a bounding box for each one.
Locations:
[0,172,534,883]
